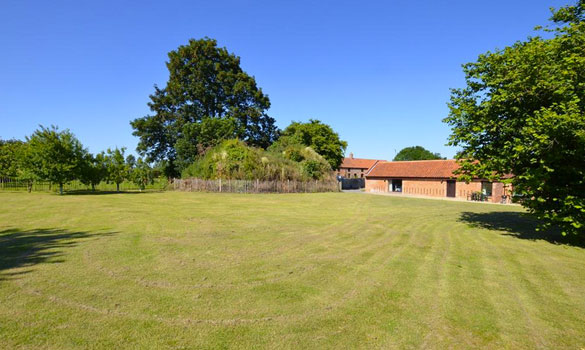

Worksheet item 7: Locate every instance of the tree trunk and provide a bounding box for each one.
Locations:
[116,183,120,192]
[59,183,63,195]
[27,181,32,193]
[91,183,96,191]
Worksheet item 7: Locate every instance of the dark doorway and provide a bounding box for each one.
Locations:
[391,179,403,192]
[446,180,456,198]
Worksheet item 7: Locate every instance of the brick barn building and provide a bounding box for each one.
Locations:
[365,159,512,203]
[338,153,386,178]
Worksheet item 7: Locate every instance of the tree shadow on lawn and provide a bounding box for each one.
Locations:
[63,190,162,196]
[0,228,115,281]
[459,211,585,248]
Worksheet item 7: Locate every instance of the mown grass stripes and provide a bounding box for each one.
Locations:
[0,192,584,349]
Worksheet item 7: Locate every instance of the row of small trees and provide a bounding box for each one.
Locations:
[0,126,156,194]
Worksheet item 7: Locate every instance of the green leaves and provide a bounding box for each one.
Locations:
[445,3,585,235]
[175,117,240,170]
[22,125,87,192]
[182,139,332,181]
[79,152,108,190]
[271,120,347,170]
[131,38,279,177]
[129,158,154,191]
[0,139,25,178]
[393,146,444,161]
[105,147,130,191]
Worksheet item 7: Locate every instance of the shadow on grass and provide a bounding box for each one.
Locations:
[63,190,162,195]
[459,211,585,248]
[0,228,115,281]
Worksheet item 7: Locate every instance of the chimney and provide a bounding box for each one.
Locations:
[349,152,354,159]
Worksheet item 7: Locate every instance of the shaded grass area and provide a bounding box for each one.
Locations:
[63,190,160,196]
[0,192,584,349]
[459,211,585,248]
[0,228,115,281]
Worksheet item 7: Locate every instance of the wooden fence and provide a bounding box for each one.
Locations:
[173,178,340,193]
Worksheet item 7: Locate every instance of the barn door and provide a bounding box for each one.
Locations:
[446,180,456,198]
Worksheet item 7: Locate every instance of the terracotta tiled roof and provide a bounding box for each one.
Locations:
[366,159,461,178]
[340,158,385,170]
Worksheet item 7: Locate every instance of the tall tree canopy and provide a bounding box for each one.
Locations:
[23,126,87,194]
[271,120,347,169]
[131,38,278,177]
[393,146,444,161]
[444,0,585,235]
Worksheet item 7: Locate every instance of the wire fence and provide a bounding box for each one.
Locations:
[173,178,340,193]
[0,177,168,193]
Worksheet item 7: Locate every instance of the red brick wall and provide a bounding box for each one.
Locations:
[365,178,387,192]
[365,177,509,202]
[455,181,482,200]
[491,182,514,203]
[401,179,481,199]
[338,168,368,178]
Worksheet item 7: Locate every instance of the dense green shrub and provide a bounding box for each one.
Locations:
[181,139,332,181]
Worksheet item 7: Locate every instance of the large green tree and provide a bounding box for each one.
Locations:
[444,0,585,235]
[271,120,347,169]
[393,146,444,161]
[22,126,87,195]
[131,38,279,177]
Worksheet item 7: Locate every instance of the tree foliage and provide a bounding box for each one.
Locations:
[105,147,130,192]
[393,146,444,161]
[0,139,25,178]
[130,38,279,177]
[79,152,108,191]
[444,1,585,235]
[22,126,87,194]
[174,117,240,170]
[129,157,154,190]
[271,120,347,169]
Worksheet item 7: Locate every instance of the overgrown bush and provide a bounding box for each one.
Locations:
[182,139,332,181]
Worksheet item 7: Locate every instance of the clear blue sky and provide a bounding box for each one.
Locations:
[0,0,569,160]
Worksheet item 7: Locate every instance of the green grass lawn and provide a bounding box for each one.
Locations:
[1,191,584,349]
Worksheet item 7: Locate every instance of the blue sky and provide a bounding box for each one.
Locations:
[0,0,570,160]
